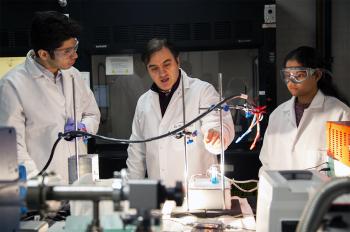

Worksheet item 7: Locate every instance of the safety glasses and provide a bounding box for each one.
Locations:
[280,67,317,84]
[53,39,79,58]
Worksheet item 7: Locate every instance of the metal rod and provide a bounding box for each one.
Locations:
[181,75,189,211]
[48,186,115,201]
[72,76,80,181]
[199,105,246,111]
[218,73,226,210]
[87,200,103,232]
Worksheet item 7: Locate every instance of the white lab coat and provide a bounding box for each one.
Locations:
[259,90,350,175]
[127,69,235,187]
[0,50,100,183]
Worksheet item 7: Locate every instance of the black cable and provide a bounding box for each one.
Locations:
[37,136,63,176]
[304,162,329,170]
[62,94,246,144]
[37,94,249,177]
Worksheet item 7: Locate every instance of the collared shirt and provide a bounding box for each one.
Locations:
[150,71,181,116]
[33,55,64,95]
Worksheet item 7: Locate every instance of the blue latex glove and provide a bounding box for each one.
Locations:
[64,118,86,133]
[64,118,88,143]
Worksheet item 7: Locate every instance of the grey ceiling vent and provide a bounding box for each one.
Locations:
[13,30,29,47]
[214,21,231,40]
[134,25,153,43]
[172,24,190,41]
[0,29,29,48]
[0,30,9,47]
[153,24,170,39]
[113,25,131,43]
[193,22,211,41]
[94,26,110,44]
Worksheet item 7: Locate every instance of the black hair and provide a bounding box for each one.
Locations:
[283,46,348,105]
[141,38,179,65]
[30,11,81,56]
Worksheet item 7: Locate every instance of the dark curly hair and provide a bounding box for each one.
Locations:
[30,11,81,56]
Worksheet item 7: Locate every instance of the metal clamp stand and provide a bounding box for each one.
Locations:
[180,76,190,211]
[87,200,103,232]
[135,210,153,232]
[218,73,226,210]
[72,76,80,181]
[197,73,227,210]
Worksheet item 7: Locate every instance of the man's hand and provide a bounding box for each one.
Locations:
[205,129,220,145]
[204,129,227,154]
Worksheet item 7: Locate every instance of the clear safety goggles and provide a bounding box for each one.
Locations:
[280,67,317,84]
[53,39,79,58]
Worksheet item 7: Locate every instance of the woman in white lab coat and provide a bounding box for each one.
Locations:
[127,38,235,187]
[0,12,100,183]
[259,46,350,176]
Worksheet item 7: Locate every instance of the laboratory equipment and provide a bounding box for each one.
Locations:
[188,176,231,210]
[72,74,80,181]
[256,170,328,232]
[26,177,183,232]
[0,127,21,232]
[180,67,190,211]
[218,73,227,210]
[297,177,350,232]
[68,154,99,184]
[0,126,183,231]
[327,121,350,176]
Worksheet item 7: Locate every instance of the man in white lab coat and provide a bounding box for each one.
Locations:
[127,38,235,186]
[0,11,100,183]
